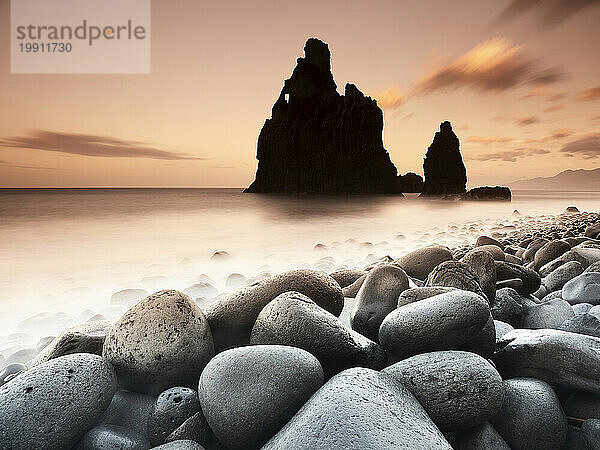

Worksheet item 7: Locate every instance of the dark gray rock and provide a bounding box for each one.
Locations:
[76,425,150,450]
[110,289,149,305]
[585,223,600,239]
[329,269,365,288]
[533,240,571,271]
[494,320,514,340]
[350,265,409,341]
[31,320,113,367]
[543,261,584,293]
[103,290,214,395]
[521,298,574,329]
[206,269,343,351]
[0,354,117,450]
[394,246,453,281]
[586,261,600,273]
[152,441,205,450]
[397,286,455,307]
[542,289,565,302]
[560,314,600,338]
[491,378,567,450]
[148,387,201,446]
[563,272,600,305]
[165,412,211,447]
[379,290,493,360]
[261,368,452,450]
[495,261,541,295]
[564,392,600,420]
[475,236,504,250]
[99,390,156,437]
[426,260,487,302]
[491,288,524,326]
[563,425,591,450]
[496,278,523,291]
[341,273,366,297]
[454,422,510,450]
[522,238,550,264]
[462,249,497,303]
[473,244,506,261]
[250,292,385,377]
[494,329,600,393]
[582,419,600,450]
[198,345,323,449]
[461,186,511,201]
[382,351,504,431]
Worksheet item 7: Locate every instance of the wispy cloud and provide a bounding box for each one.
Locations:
[466,147,550,162]
[494,0,600,26]
[576,86,600,101]
[373,88,405,110]
[516,115,539,125]
[543,103,565,112]
[0,160,58,170]
[0,130,205,160]
[414,38,566,95]
[466,135,515,145]
[560,133,600,158]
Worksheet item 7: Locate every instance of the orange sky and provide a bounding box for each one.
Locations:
[1,0,599,187]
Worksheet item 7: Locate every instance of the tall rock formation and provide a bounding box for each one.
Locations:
[245,38,400,194]
[421,121,467,196]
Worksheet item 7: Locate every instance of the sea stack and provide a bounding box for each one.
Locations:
[244,38,400,194]
[421,121,467,196]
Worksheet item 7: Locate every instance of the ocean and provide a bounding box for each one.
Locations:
[1,188,599,353]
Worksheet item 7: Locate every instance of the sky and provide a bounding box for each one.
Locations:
[1,0,599,187]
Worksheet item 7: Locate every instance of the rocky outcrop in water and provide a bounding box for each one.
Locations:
[462,186,512,201]
[245,38,400,194]
[397,172,424,193]
[421,121,467,196]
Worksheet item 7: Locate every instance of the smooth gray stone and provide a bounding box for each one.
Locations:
[251,292,385,378]
[425,261,487,302]
[494,329,600,393]
[5,347,37,366]
[543,261,584,293]
[382,351,504,431]
[473,245,506,261]
[534,240,571,271]
[462,249,497,304]
[0,363,26,387]
[582,419,600,450]
[585,223,600,238]
[521,298,574,329]
[350,265,409,341]
[505,254,522,265]
[329,269,366,288]
[166,411,211,447]
[206,269,343,351]
[35,335,55,352]
[532,284,548,299]
[76,424,150,449]
[574,303,594,315]
[491,288,524,326]
[341,273,366,298]
[0,354,117,450]
[572,247,600,268]
[394,245,453,281]
[563,272,600,305]
[564,392,600,420]
[198,345,323,450]
[592,306,600,319]
[542,289,565,303]
[539,249,588,277]
[491,378,567,450]
[31,320,113,367]
[152,441,205,450]
[495,261,541,295]
[522,238,550,263]
[494,320,514,340]
[586,261,600,273]
[99,390,156,437]
[454,422,510,450]
[110,289,149,305]
[560,314,600,338]
[225,273,248,290]
[379,290,493,360]
[495,278,523,291]
[397,287,455,307]
[103,290,214,395]
[562,425,591,450]
[261,368,452,450]
[148,387,201,446]
[475,236,504,250]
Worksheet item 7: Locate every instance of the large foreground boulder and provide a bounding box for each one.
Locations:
[103,290,214,395]
[206,269,343,352]
[198,345,323,449]
[0,354,117,450]
[261,368,452,449]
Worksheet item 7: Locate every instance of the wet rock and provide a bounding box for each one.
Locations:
[251,292,385,377]
[148,387,202,446]
[383,351,504,431]
[397,286,455,307]
[244,38,400,194]
[496,278,523,291]
[462,249,497,302]
[491,288,524,326]
[329,269,365,288]
[534,240,571,271]
[494,329,600,393]
[562,272,600,305]
[379,290,493,360]
[454,422,510,450]
[103,290,214,395]
[543,261,584,293]
[560,314,600,338]
[198,345,323,449]
[76,425,150,450]
[495,261,541,295]
[99,390,156,436]
[521,298,574,329]
[564,392,600,420]
[394,245,453,281]
[206,269,343,352]
[350,265,409,341]
[31,320,113,367]
[0,354,117,449]
[421,121,467,196]
[494,320,514,340]
[425,260,487,301]
[261,368,452,450]
[490,378,567,450]
[582,419,600,450]
[110,289,149,306]
[165,412,211,447]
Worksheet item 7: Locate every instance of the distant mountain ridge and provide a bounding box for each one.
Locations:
[509,168,600,190]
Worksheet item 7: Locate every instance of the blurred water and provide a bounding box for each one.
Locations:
[0,188,599,352]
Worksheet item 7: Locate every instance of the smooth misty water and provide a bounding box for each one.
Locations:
[0,188,599,356]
